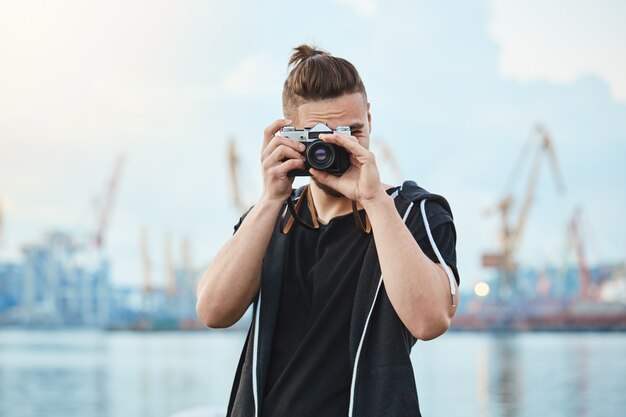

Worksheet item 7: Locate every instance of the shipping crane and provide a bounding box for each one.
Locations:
[164,233,177,296]
[94,154,126,249]
[140,228,153,294]
[375,139,404,185]
[227,137,252,214]
[482,124,565,297]
[567,207,593,299]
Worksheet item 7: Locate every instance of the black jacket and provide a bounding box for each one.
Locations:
[226,181,456,417]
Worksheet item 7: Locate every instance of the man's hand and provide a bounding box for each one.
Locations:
[310,132,457,339]
[261,119,306,202]
[310,133,387,205]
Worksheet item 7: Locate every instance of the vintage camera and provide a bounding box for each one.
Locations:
[280,123,351,177]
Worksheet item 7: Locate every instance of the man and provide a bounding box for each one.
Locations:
[196,45,460,417]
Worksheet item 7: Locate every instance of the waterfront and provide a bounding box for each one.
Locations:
[0,330,625,417]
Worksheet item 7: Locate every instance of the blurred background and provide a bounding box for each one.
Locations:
[1,0,625,416]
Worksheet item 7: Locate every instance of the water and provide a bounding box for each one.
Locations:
[412,332,626,417]
[0,329,625,417]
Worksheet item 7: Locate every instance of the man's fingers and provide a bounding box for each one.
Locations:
[319,133,369,158]
[270,158,305,178]
[263,119,293,149]
[262,135,305,160]
[309,168,339,189]
[264,145,304,168]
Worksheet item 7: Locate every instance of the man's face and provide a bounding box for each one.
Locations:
[294,92,371,149]
[293,93,372,198]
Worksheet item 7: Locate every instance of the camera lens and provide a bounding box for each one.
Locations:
[307,142,335,170]
[314,147,329,162]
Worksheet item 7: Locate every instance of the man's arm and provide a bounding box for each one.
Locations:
[195,196,284,328]
[362,195,459,340]
[195,119,306,328]
[311,132,458,340]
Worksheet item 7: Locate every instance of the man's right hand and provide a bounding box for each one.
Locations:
[195,119,306,328]
[261,119,306,202]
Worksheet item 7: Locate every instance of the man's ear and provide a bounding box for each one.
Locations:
[367,102,372,133]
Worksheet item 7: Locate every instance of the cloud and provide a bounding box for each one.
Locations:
[488,0,626,102]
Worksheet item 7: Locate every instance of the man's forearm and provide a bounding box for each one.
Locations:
[195,195,284,328]
[363,193,459,340]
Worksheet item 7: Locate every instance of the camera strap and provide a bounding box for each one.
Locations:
[352,200,371,234]
[280,184,320,234]
[280,184,371,235]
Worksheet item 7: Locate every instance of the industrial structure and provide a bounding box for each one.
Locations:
[455,125,626,331]
[0,154,205,330]
[481,124,565,298]
[0,155,124,327]
[1,128,625,331]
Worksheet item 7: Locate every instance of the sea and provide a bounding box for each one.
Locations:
[0,329,625,417]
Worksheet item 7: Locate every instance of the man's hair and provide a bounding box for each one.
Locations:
[282,45,367,120]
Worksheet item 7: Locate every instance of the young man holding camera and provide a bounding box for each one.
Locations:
[196,45,460,417]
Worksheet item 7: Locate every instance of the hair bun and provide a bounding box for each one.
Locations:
[282,44,366,119]
[289,44,327,67]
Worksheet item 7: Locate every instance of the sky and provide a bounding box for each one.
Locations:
[1,0,625,291]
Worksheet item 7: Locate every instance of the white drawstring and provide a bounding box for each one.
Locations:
[348,275,384,417]
[420,199,457,306]
[348,193,405,417]
[252,290,262,417]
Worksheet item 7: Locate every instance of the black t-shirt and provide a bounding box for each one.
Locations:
[236,188,458,417]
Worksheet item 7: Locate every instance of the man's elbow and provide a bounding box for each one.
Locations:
[410,314,452,341]
[196,299,237,329]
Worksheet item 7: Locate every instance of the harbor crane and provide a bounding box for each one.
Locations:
[227,137,252,214]
[375,139,404,185]
[482,124,565,297]
[140,228,154,294]
[164,233,177,296]
[94,154,126,249]
[567,207,593,300]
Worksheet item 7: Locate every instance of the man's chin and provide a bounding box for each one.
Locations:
[311,177,345,199]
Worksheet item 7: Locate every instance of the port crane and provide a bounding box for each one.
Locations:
[94,154,126,249]
[164,233,177,296]
[140,228,154,294]
[482,124,565,297]
[140,230,195,300]
[228,137,253,214]
[567,207,593,299]
[375,139,404,185]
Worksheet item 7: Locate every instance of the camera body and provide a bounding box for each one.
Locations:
[280,123,351,177]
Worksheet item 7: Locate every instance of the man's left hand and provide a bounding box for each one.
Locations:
[309,133,387,206]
